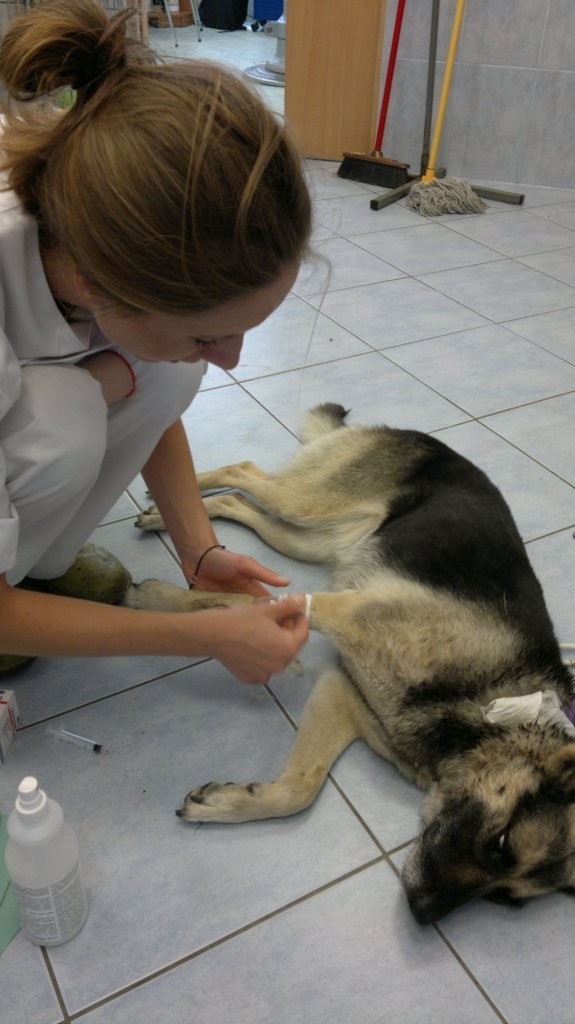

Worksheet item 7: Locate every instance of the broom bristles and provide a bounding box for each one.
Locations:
[407,177,486,216]
[337,151,410,188]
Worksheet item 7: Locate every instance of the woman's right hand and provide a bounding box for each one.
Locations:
[201,594,309,685]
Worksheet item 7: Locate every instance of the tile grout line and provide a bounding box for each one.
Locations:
[41,946,72,1024]
[432,927,511,1024]
[66,856,386,1022]
[17,660,212,732]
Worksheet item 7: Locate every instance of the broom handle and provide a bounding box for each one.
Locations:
[421,0,465,183]
[374,0,407,151]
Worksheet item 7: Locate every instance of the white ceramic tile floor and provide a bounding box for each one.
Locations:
[2,23,575,1024]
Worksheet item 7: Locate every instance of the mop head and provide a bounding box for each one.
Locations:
[407,177,486,216]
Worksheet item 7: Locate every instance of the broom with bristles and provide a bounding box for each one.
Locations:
[407,0,485,215]
[337,0,410,189]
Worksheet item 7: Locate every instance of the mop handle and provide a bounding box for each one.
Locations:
[421,0,465,182]
[374,0,407,151]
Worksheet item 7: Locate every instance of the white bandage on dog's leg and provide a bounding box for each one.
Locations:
[278,593,312,620]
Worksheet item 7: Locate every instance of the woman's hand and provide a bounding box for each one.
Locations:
[142,424,288,599]
[0,573,308,685]
[185,545,290,598]
[201,595,309,684]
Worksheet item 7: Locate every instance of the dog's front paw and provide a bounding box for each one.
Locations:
[176,780,264,823]
[125,581,254,613]
[124,578,192,611]
[134,504,166,532]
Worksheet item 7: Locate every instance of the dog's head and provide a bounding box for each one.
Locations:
[402,734,575,924]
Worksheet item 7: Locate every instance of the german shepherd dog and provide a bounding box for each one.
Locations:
[126,403,575,924]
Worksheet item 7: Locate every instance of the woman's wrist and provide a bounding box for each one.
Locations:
[169,605,229,662]
[187,544,226,588]
[178,537,219,579]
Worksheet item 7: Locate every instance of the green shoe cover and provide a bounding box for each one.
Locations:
[24,544,132,605]
[0,653,35,675]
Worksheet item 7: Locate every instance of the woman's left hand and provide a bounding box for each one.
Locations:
[185,545,289,598]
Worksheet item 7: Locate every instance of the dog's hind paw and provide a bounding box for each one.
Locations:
[134,505,166,532]
[176,780,264,823]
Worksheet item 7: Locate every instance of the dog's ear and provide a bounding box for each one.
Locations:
[546,745,575,798]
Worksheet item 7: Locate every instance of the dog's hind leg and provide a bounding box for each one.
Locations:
[134,462,270,533]
[202,491,333,563]
[197,461,269,492]
[134,464,319,548]
[176,667,362,823]
[200,461,370,525]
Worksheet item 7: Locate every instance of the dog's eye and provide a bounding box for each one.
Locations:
[498,830,509,853]
[486,829,510,859]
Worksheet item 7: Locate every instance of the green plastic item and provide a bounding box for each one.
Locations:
[0,814,21,955]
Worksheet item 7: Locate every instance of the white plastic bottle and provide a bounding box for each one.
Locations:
[5,776,89,946]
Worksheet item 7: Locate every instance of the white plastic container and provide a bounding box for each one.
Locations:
[5,776,88,946]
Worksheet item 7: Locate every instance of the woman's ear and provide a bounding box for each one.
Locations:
[71,266,106,310]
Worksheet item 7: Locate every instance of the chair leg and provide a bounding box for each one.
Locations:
[161,0,178,46]
[189,0,203,42]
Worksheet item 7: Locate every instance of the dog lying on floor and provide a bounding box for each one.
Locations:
[125,403,575,924]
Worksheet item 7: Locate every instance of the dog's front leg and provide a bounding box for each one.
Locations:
[306,590,364,642]
[177,666,362,823]
[124,579,252,612]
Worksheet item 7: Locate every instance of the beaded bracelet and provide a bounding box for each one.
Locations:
[188,544,226,588]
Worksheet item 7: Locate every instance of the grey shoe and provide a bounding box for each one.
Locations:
[0,653,35,676]
[22,543,133,605]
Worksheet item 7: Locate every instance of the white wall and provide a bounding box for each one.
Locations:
[379,0,575,188]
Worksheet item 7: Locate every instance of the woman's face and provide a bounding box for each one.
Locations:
[87,262,299,370]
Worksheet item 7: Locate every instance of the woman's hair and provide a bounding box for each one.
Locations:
[0,0,311,314]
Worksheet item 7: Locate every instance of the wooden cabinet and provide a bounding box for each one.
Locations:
[148,0,196,29]
[285,0,386,160]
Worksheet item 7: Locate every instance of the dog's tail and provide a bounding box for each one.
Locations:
[300,403,350,443]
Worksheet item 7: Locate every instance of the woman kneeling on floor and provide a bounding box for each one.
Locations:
[0,0,310,684]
